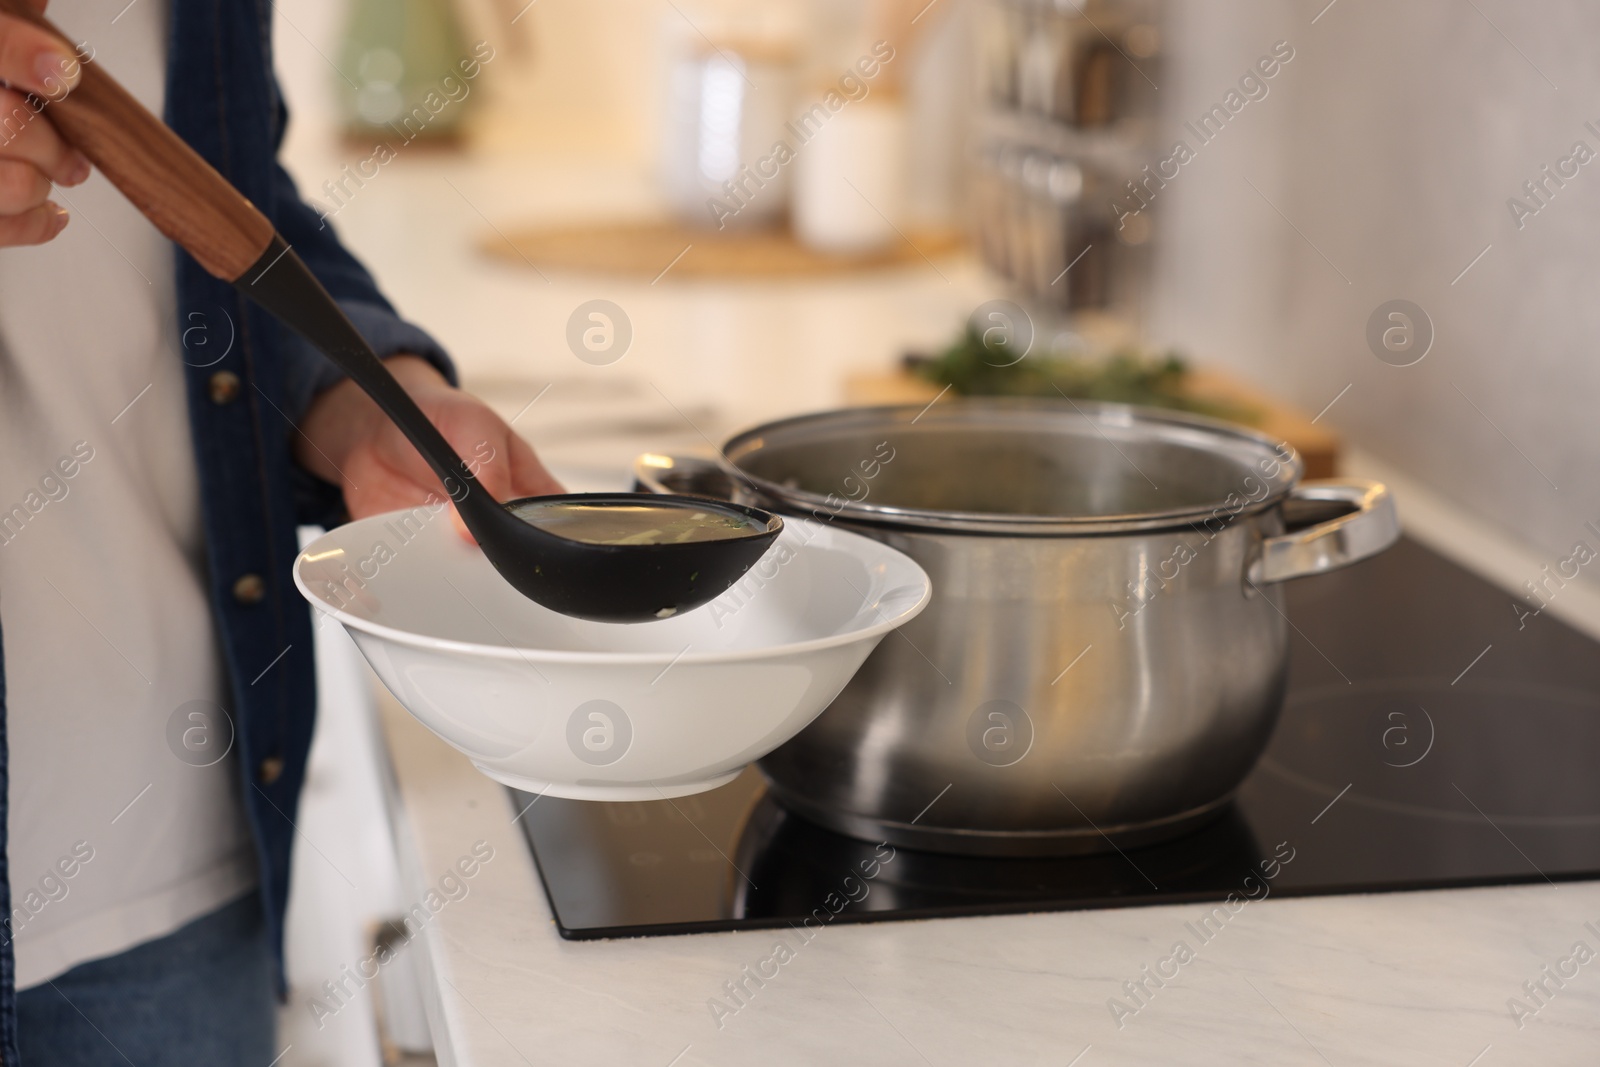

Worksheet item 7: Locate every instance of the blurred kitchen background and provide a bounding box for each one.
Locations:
[269,0,1599,1060]
[270,0,1598,559]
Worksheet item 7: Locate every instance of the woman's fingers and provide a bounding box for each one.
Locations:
[0,12,80,98]
[0,87,89,185]
[508,431,564,498]
[0,11,94,242]
[0,198,66,245]
[0,156,48,213]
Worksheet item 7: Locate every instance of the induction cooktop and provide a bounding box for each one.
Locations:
[515,537,1600,939]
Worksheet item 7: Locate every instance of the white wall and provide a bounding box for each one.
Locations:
[1151,0,1599,572]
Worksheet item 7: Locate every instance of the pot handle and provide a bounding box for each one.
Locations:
[1248,479,1400,585]
[632,453,740,500]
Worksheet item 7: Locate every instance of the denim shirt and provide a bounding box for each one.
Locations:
[0,2,452,1058]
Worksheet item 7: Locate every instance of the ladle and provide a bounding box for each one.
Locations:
[4,3,781,622]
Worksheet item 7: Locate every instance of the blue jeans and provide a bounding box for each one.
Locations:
[15,893,276,1066]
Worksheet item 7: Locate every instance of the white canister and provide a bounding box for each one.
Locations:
[661,42,800,230]
[792,94,909,255]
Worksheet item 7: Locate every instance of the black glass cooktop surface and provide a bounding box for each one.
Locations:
[515,537,1600,939]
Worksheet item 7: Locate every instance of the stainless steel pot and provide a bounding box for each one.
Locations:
[635,399,1400,856]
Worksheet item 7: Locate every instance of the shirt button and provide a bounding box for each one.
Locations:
[209,370,241,405]
[232,573,266,605]
[257,756,284,785]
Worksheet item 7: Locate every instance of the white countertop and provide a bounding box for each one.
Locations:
[356,449,1600,1067]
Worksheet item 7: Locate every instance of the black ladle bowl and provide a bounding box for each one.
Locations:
[487,494,781,621]
[248,238,782,623]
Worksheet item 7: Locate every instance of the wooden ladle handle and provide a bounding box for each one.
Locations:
[0,0,275,280]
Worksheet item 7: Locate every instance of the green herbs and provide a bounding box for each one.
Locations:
[913,325,1258,424]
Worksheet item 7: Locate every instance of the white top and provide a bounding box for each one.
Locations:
[0,0,255,989]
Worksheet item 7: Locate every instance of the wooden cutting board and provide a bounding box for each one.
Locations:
[843,366,1341,479]
[480,220,965,279]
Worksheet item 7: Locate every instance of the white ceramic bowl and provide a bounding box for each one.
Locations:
[294,510,931,800]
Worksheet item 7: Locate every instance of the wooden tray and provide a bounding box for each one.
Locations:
[481,220,965,280]
[843,366,1341,479]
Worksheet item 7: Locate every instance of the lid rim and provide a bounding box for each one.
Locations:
[721,398,1305,535]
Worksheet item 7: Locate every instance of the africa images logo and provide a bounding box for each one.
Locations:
[567,700,632,766]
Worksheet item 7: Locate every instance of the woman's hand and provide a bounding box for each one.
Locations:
[295,356,564,537]
[0,1,92,245]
